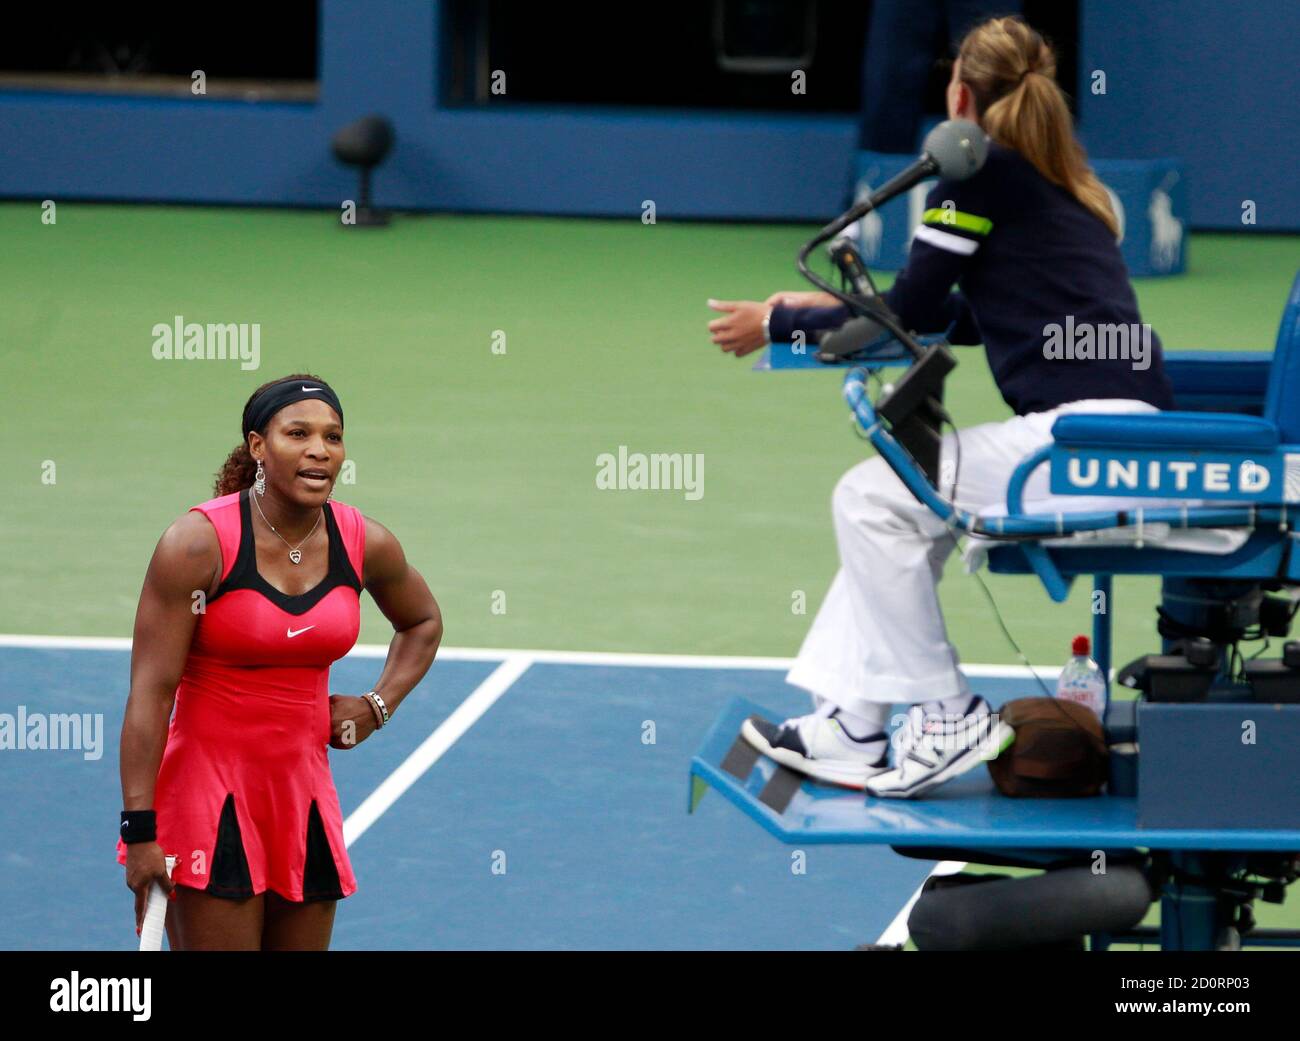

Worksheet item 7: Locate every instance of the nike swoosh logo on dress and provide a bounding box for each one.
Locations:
[286,626,315,638]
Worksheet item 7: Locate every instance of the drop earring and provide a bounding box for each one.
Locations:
[254,459,266,495]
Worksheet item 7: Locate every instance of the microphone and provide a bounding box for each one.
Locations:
[793,119,988,354]
[830,119,989,233]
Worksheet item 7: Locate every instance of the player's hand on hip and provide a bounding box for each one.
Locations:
[328,693,379,749]
[125,842,175,932]
[707,299,768,357]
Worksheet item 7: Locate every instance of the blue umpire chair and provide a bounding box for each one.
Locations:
[690,270,1300,951]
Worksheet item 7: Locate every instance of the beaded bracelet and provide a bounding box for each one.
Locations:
[363,690,390,728]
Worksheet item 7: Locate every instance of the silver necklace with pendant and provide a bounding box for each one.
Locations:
[252,488,322,565]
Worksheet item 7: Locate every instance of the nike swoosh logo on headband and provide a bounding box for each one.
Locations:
[301,386,320,392]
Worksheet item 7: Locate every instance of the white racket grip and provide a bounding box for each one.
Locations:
[138,855,177,952]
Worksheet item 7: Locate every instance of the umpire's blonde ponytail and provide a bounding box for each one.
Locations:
[957,16,1119,238]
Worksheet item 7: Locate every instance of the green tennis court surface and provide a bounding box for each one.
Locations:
[4,202,1297,669]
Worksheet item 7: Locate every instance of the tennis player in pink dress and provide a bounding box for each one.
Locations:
[118,373,442,950]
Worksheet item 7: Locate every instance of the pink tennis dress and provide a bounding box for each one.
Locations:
[116,487,365,901]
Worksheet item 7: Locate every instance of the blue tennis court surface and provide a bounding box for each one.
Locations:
[0,642,1044,950]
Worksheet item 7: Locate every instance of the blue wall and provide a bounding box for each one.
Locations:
[0,1,1296,230]
[1079,0,1300,231]
[0,1,852,222]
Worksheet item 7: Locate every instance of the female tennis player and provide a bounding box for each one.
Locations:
[707,16,1176,798]
[118,373,442,949]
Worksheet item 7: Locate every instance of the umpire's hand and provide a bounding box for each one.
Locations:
[706,298,769,357]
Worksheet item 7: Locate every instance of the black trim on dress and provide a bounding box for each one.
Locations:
[200,793,347,904]
[205,792,256,899]
[302,800,346,902]
[207,487,362,616]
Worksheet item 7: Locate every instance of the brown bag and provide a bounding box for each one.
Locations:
[987,697,1109,797]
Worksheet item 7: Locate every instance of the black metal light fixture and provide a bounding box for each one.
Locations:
[331,114,395,227]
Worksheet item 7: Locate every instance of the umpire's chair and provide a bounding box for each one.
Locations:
[693,270,1300,951]
[863,270,1300,950]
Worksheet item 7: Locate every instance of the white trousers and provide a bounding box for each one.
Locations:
[786,398,1161,718]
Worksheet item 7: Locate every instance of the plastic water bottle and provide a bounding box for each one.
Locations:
[1056,635,1106,718]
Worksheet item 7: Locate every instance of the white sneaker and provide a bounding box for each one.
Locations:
[741,703,890,790]
[866,696,1014,800]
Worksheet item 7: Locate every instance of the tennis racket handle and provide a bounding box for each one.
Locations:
[138,855,177,952]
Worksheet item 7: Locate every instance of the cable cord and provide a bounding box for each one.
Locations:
[936,420,1110,736]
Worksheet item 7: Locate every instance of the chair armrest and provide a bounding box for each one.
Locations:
[1163,351,1272,413]
[759,331,948,371]
[1052,411,1280,451]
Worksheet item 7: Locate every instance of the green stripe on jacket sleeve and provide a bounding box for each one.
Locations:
[921,208,993,236]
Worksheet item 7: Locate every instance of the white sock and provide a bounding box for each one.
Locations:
[919,693,985,722]
[829,703,890,742]
[796,699,890,756]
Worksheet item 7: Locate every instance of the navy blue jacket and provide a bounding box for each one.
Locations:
[769,143,1176,416]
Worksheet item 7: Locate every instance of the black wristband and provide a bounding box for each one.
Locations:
[120,810,157,844]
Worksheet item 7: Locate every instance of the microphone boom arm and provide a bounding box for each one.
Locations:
[795,210,927,362]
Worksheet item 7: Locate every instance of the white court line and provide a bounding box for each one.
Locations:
[0,633,1065,678]
[342,654,533,848]
[875,860,968,948]
[0,634,135,651]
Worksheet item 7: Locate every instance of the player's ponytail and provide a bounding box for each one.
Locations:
[957,16,1119,239]
[212,373,326,497]
[213,440,257,498]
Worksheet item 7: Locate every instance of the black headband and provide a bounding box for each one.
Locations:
[242,379,344,439]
